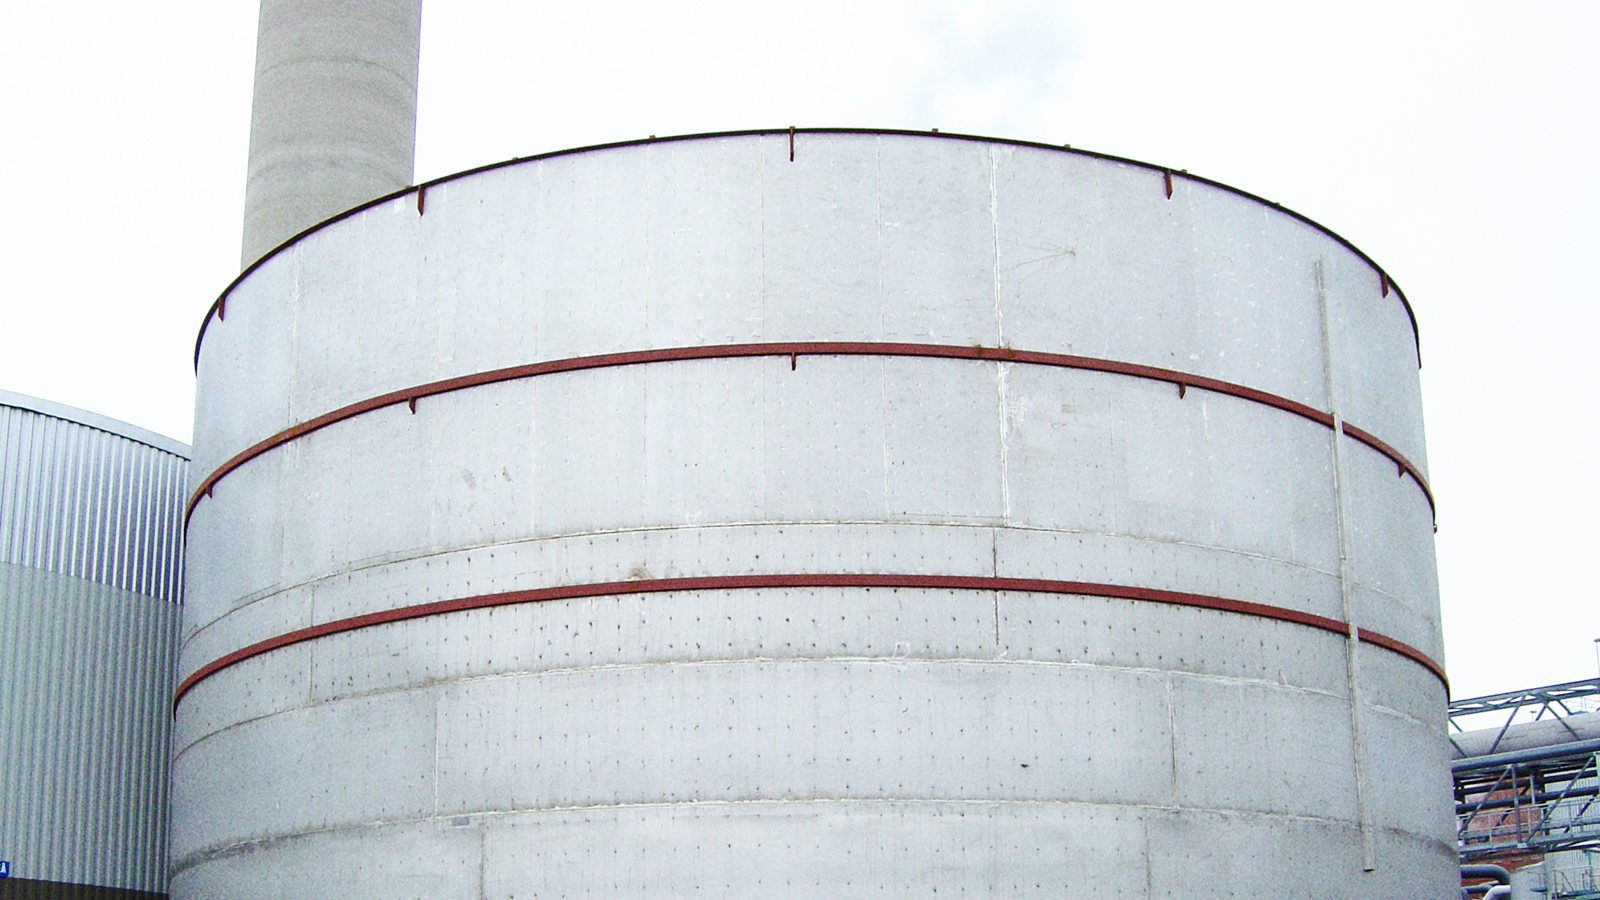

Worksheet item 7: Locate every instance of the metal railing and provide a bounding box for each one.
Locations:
[1550,860,1599,899]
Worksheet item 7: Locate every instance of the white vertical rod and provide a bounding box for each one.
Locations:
[1318,259,1377,872]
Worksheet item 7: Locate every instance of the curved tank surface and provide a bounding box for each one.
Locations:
[0,389,188,897]
[174,130,1452,898]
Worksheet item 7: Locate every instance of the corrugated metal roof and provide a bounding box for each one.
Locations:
[0,401,188,603]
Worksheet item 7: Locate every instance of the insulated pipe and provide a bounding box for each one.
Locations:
[240,0,423,267]
[1451,737,1600,772]
[1450,712,1600,760]
[1461,865,1512,899]
[1460,865,1512,884]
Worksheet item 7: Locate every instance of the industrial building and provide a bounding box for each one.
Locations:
[162,1,1454,896]
[0,390,189,898]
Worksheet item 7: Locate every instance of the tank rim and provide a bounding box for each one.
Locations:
[194,127,1421,371]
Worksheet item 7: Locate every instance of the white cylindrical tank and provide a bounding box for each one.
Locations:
[176,131,1452,898]
[0,390,188,896]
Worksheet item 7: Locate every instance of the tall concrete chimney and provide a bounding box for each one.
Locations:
[240,0,423,268]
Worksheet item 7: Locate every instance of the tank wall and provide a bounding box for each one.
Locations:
[179,133,1450,897]
[196,136,1425,481]
[189,134,1437,646]
[0,399,188,895]
[172,596,1453,895]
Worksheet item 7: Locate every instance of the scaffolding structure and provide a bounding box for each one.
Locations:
[1453,678,1600,863]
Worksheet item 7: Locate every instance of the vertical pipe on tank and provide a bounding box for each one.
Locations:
[240,0,423,268]
[1318,259,1377,873]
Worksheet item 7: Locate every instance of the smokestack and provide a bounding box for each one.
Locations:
[240,0,423,268]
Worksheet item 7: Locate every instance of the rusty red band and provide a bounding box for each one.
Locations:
[1340,421,1434,507]
[173,572,1447,710]
[184,341,1433,525]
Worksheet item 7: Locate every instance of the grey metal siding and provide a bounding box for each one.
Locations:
[0,401,187,603]
[0,397,188,895]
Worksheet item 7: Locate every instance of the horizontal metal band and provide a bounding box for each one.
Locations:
[185,341,1433,525]
[173,572,1447,710]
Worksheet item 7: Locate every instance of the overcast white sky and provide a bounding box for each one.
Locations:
[1,1,1594,701]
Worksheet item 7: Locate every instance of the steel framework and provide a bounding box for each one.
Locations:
[1451,678,1600,755]
[1453,679,1600,860]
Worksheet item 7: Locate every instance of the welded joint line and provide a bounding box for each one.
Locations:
[173,518,1363,662]
[173,795,1377,873]
[182,341,1433,526]
[171,572,1447,712]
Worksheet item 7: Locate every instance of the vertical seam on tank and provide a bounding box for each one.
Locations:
[990,149,1012,526]
[644,140,654,351]
[1166,674,1178,806]
[643,147,655,527]
[536,163,548,369]
[641,359,651,509]
[759,136,767,341]
[433,689,442,818]
[1273,208,1301,568]
[991,530,1001,654]
[1187,189,1217,552]
[1108,363,1121,536]
[876,142,891,522]
[880,357,890,521]
[996,362,1012,523]
[530,167,546,537]
[1143,810,1155,895]
[875,137,885,339]
[758,139,769,520]
[1200,395,1213,547]
[308,579,320,709]
[989,145,1004,347]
